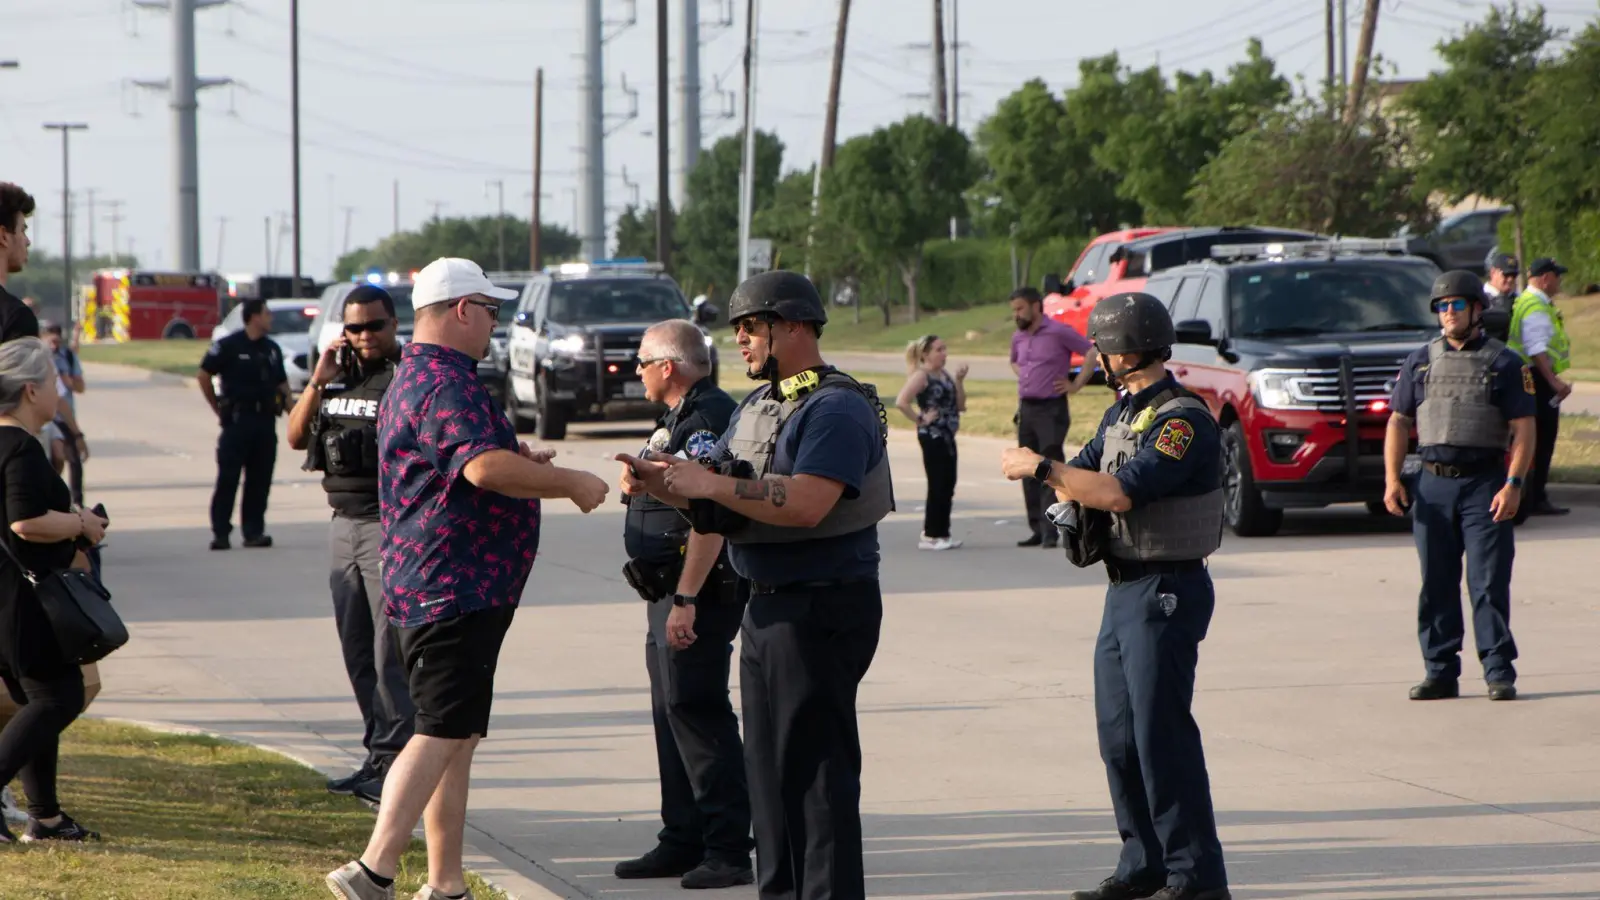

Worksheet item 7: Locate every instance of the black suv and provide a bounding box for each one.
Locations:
[504,262,718,440]
[1142,239,1441,536]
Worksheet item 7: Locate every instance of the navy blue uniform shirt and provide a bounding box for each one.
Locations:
[1066,374,1222,508]
[200,330,287,406]
[714,382,884,585]
[1390,335,1536,466]
[625,376,737,563]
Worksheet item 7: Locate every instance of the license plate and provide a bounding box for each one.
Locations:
[623,381,647,399]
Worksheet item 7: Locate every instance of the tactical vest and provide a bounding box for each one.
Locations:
[1099,390,1223,562]
[1416,337,1510,450]
[312,362,395,514]
[724,370,894,545]
[1506,289,1571,375]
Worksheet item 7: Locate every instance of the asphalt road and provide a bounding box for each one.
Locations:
[69,362,1600,900]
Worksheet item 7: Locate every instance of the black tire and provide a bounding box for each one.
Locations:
[164,322,195,340]
[534,376,568,441]
[1223,421,1283,537]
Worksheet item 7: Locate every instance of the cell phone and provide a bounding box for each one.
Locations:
[91,503,107,526]
[337,343,354,371]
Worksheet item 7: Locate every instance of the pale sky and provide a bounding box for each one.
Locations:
[3,0,1594,280]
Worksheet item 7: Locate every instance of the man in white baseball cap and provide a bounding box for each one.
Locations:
[407,257,519,360]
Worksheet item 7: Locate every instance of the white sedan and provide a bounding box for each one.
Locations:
[211,299,319,396]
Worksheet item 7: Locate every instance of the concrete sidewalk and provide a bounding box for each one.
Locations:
[66,362,1600,899]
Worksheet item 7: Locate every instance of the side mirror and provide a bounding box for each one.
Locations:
[1174,319,1214,346]
[1042,273,1063,295]
[694,302,719,326]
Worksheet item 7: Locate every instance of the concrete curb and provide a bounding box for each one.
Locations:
[94,716,568,900]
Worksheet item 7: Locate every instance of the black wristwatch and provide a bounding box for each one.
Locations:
[1033,458,1054,484]
[671,593,696,608]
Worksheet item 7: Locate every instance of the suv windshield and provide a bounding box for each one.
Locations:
[551,279,689,323]
[1230,261,1437,337]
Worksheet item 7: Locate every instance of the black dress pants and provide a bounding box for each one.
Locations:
[1018,397,1070,539]
[211,414,277,540]
[917,433,957,539]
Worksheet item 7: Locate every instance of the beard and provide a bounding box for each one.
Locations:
[1014,316,1031,331]
[1443,320,1476,341]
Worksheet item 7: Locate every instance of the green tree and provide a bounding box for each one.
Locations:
[829,115,977,323]
[675,130,784,302]
[333,216,580,280]
[613,204,672,262]
[1188,92,1432,236]
[1399,3,1558,266]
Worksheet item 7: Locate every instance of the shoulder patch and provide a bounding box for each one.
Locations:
[685,429,720,459]
[1152,418,1195,460]
[1522,366,1535,395]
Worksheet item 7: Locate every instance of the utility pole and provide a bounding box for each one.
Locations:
[340,206,355,256]
[1339,0,1349,89]
[1344,0,1381,124]
[486,179,507,271]
[736,0,760,286]
[391,179,400,236]
[677,0,701,210]
[263,215,271,270]
[429,200,447,222]
[532,67,544,270]
[581,0,606,261]
[931,0,947,125]
[132,0,232,272]
[655,0,672,269]
[1325,0,1335,96]
[86,189,97,260]
[290,0,303,296]
[104,200,126,265]
[949,0,960,240]
[807,0,851,275]
[43,123,88,325]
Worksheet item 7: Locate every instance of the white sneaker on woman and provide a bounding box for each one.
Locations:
[918,536,962,551]
[0,786,25,825]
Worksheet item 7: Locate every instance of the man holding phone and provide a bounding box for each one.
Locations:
[287,285,414,803]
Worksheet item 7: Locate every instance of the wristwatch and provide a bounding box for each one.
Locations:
[1033,458,1054,484]
[1506,475,1524,489]
[670,593,696,608]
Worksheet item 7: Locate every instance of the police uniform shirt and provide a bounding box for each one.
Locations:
[626,377,737,563]
[714,384,885,585]
[317,357,397,519]
[1066,374,1222,506]
[200,330,288,407]
[1391,335,1536,466]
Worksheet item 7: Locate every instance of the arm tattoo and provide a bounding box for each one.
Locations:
[733,477,788,507]
[769,479,788,508]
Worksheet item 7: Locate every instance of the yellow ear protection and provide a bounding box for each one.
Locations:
[778,368,821,401]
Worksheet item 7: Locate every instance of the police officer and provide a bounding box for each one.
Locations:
[1481,253,1519,343]
[1384,271,1536,702]
[198,297,288,550]
[286,285,415,803]
[617,271,891,900]
[1002,292,1230,900]
[612,319,753,889]
[1507,257,1574,520]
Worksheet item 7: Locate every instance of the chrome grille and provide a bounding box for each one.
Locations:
[1283,365,1402,412]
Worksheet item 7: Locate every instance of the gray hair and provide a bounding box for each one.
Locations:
[0,337,55,416]
[643,319,711,379]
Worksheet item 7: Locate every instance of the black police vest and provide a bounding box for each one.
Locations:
[312,362,395,518]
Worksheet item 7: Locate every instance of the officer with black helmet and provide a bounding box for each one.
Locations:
[617,270,891,900]
[286,285,416,802]
[198,297,288,550]
[1383,270,1536,703]
[612,319,754,890]
[1002,292,1230,900]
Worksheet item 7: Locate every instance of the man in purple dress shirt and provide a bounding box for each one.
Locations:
[327,257,610,900]
[1009,287,1098,548]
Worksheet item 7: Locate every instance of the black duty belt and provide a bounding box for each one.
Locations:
[1105,557,1206,585]
[748,576,876,596]
[1423,460,1502,479]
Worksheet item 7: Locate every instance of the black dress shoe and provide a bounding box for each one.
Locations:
[1409,678,1460,700]
[1017,534,1044,547]
[209,537,230,551]
[1151,887,1232,900]
[680,859,755,889]
[1041,536,1060,549]
[242,534,273,548]
[1488,682,1518,701]
[350,772,385,804]
[614,846,702,879]
[1068,876,1165,900]
[326,765,374,795]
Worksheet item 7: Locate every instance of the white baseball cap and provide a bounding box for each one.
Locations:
[411,257,519,310]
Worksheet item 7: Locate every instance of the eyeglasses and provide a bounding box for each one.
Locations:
[343,319,391,334]
[463,298,501,319]
[732,316,775,336]
[635,354,681,370]
[1431,298,1470,312]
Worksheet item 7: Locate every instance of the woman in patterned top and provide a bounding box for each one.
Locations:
[896,334,967,551]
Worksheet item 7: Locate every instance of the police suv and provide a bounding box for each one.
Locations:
[1142,238,1440,536]
[505,260,718,440]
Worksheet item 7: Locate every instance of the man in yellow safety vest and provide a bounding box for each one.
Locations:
[1505,257,1573,521]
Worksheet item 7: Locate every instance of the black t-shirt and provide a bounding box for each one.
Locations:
[0,285,40,343]
[0,425,76,679]
[200,331,287,406]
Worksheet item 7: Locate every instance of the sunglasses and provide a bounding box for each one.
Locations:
[732,315,776,336]
[463,298,502,319]
[1431,298,1470,312]
[635,354,681,369]
[343,319,391,334]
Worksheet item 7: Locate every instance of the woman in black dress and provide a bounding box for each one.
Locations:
[896,335,967,551]
[0,337,106,843]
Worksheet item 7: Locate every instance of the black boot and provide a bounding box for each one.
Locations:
[614,846,701,879]
[1068,876,1165,900]
[1409,678,1459,700]
[680,859,755,889]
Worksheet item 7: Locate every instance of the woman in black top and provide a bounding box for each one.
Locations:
[896,335,967,550]
[0,337,106,843]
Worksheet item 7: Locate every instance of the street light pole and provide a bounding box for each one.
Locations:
[43,122,89,329]
[290,0,302,296]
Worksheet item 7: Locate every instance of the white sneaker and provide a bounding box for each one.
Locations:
[918,536,962,551]
[1,786,26,825]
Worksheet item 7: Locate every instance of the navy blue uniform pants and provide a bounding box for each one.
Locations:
[1094,568,1227,892]
[1412,470,1518,683]
[211,413,276,540]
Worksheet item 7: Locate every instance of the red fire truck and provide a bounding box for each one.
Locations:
[80,269,224,342]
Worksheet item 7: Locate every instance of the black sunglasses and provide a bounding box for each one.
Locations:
[464,299,502,318]
[343,319,391,334]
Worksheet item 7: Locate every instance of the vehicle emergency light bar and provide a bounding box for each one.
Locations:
[1210,238,1410,261]
[550,259,667,276]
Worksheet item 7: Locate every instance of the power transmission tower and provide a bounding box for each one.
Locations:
[132,0,233,271]
[676,0,700,211]
[43,123,88,321]
[103,200,126,265]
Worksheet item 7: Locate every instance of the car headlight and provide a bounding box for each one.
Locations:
[550,335,586,354]
[1246,369,1319,411]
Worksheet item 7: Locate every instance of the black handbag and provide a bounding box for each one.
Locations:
[0,533,126,664]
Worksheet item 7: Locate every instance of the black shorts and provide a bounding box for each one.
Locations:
[396,605,517,739]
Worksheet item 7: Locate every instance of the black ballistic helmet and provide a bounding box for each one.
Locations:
[727,270,828,325]
[1429,270,1484,307]
[1087,292,1176,355]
